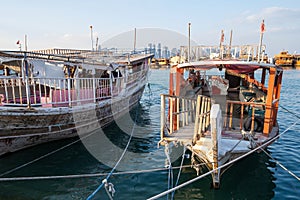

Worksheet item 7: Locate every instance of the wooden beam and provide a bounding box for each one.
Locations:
[263,67,276,135]
[273,70,283,124]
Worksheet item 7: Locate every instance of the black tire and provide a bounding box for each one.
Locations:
[243,116,264,132]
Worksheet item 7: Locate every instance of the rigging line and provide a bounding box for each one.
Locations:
[0,130,98,178]
[264,149,300,181]
[279,105,300,120]
[86,106,139,200]
[147,119,300,200]
[164,144,173,200]
[255,141,300,181]
[0,164,207,182]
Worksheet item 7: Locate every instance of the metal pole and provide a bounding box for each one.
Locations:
[24,34,28,51]
[188,23,191,62]
[90,25,93,51]
[95,37,99,51]
[258,19,265,63]
[23,53,31,108]
[134,28,136,53]
[228,30,233,57]
[258,32,263,63]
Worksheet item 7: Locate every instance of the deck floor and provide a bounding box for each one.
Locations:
[163,123,195,144]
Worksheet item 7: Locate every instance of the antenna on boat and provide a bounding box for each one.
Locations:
[188,22,191,62]
[228,30,233,57]
[95,37,99,51]
[24,34,28,51]
[133,28,136,54]
[90,25,94,51]
[257,19,265,63]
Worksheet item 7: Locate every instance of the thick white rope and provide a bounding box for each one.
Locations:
[0,164,207,182]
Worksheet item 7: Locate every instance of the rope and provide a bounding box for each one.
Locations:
[0,130,98,177]
[103,179,115,200]
[246,134,300,182]
[279,105,300,119]
[86,106,139,200]
[0,164,206,182]
[164,144,173,200]
[262,148,300,181]
[147,118,300,200]
[171,146,186,199]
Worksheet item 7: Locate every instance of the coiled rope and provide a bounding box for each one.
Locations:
[86,106,139,200]
[147,118,300,200]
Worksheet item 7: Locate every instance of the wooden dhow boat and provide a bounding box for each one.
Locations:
[0,49,153,156]
[159,45,283,188]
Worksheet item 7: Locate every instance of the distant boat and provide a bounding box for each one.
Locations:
[293,54,300,69]
[159,45,283,188]
[0,49,153,156]
[274,51,294,68]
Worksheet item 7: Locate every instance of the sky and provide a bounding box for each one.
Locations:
[0,0,299,56]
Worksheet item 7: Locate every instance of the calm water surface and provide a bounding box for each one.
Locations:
[0,69,299,199]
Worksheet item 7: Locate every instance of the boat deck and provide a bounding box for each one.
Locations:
[163,123,195,145]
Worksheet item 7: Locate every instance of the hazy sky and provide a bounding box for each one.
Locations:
[0,0,299,56]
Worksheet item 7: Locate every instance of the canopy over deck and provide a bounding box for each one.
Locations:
[176,59,282,74]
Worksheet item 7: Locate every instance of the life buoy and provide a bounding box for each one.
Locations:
[243,116,264,132]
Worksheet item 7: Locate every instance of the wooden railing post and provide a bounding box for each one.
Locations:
[210,104,221,188]
[193,95,201,144]
[67,78,71,107]
[160,94,166,138]
[170,96,174,134]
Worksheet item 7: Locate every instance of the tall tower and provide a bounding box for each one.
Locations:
[157,43,162,58]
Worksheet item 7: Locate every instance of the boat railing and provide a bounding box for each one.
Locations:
[160,94,197,137]
[0,76,112,108]
[193,95,212,144]
[224,100,266,133]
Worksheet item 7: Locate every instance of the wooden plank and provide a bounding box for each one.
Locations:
[164,123,195,142]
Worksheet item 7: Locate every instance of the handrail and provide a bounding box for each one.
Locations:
[0,76,112,107]
[160,94,197,138]
[160,94,212,145]
[0,66,149,108]
[193,95,211,144]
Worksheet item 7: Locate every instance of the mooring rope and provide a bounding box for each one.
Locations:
[262,148,300,181]
[86,106,139,200]
[164,143,173,200]
[171,146,186,199]
[247,135,300,182]
[0,130,98,177]
[0,164,206,182]
[147,118,300,200]
[279,105,300,119]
